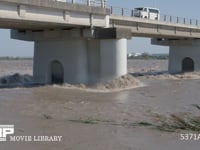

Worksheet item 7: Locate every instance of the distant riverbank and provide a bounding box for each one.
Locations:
[0,56,33,60]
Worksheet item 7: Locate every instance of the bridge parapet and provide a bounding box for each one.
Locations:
[0,0,110,29]
[63,0,107,8]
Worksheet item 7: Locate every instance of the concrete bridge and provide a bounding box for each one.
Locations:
[0,0,200,84]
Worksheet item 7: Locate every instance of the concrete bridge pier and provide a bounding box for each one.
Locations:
[100,39,127,82]
[33,39,89,84]
[11,28,131,84]
[152,38,200,73]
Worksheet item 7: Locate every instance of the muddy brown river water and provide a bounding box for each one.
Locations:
[0,59,200,150]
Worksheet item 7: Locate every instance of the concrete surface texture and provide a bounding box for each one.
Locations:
[100,39,127,82]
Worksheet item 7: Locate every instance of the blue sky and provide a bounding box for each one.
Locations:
[0,0,199,56]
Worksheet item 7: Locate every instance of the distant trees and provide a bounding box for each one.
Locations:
[0,56,33,60]
[127,52,168,60]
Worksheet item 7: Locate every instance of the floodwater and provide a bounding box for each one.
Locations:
[0,59,200,150]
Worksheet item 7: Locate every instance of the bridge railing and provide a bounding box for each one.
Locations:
[160,15,199,26]
[110,6,132,16]
[64,0,106,8]
[55,1,199,26]
[110,6,200,27]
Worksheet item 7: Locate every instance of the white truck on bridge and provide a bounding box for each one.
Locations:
[133,7,160,20]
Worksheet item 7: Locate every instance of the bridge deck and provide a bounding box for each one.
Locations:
[0,0,109,30]
[110,15,200,39]
[0,0,200,39]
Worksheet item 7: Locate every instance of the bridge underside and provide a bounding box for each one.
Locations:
[0,18,84,30]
